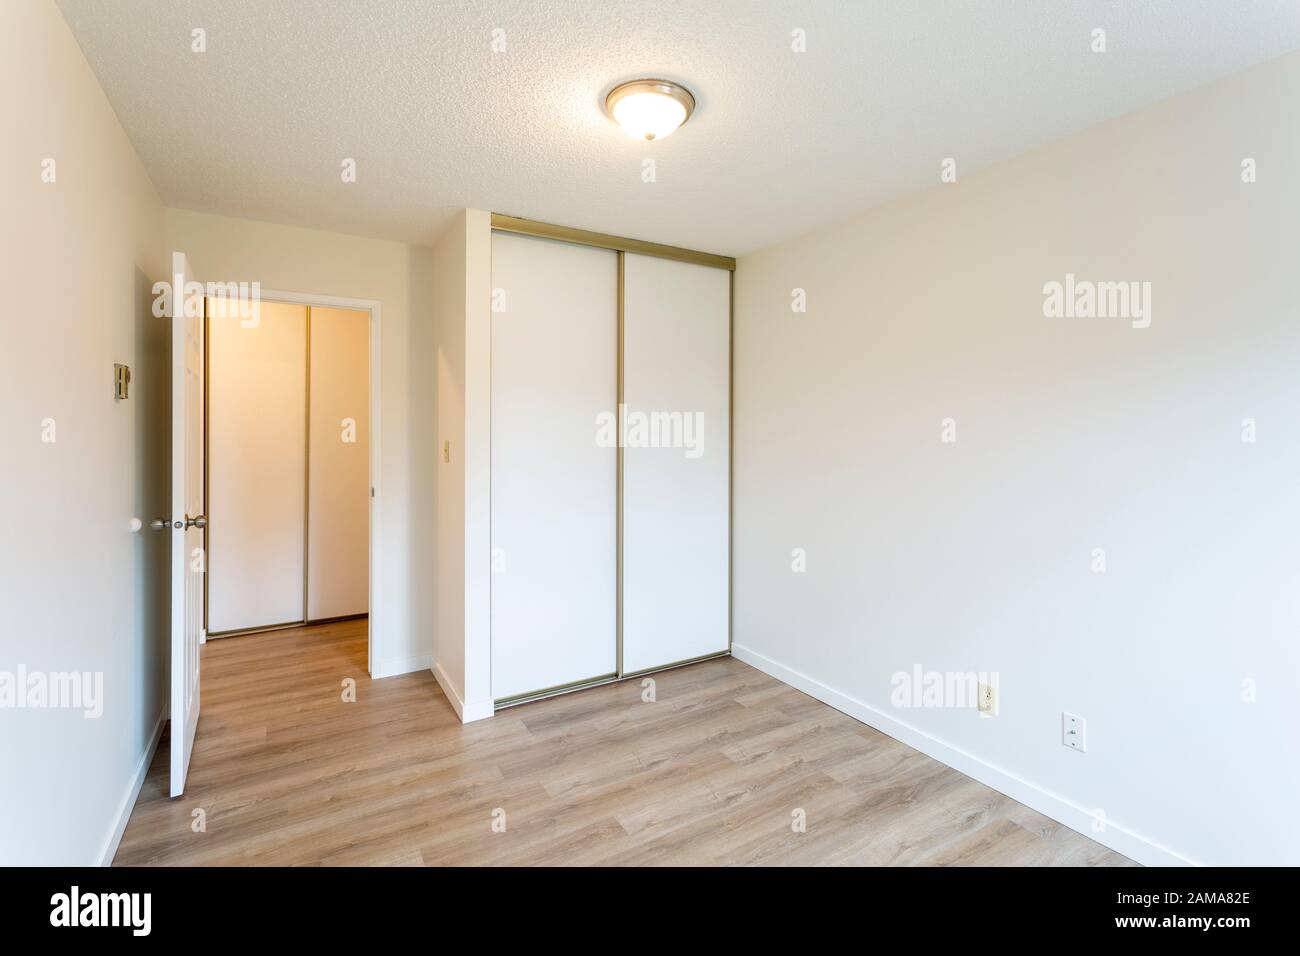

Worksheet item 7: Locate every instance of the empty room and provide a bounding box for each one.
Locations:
[3,0,1297,921]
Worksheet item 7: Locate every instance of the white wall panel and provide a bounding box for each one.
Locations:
[308,307,370,621]
[207,301,306,632]
[490,233,618,699]
[731,54,1300,865]
[1,0,169,864]
[622,254,730,673]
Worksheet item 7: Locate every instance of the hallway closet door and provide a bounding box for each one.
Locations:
[490,232,618,701]
[307,307,370,621]
[621,253,730,674]
[207,301,307,634]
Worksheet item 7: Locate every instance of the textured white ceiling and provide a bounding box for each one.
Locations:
[56,0,1300,255]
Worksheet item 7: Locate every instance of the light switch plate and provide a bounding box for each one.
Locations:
[114,363,131,400]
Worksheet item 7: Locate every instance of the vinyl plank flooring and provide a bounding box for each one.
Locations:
[113,621,1134,867]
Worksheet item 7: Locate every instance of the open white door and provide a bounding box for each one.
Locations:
[167,252,204,797]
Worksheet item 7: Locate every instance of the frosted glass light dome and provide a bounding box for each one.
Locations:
[604,79,696,141]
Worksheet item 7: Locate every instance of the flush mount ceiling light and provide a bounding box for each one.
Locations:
[604,79,696,141]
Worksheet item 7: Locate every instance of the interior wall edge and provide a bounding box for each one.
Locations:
[462,208,494,709]
[432,659,494,722]
[432,207,493,720]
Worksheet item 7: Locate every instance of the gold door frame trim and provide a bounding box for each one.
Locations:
[207,619,306,640]
[616,251,625,677]
[618,650,731,681]
[494,672,620,709]
[206,615,363,641]
[494,652,732,709]
[728,268,734,656]
[491,213,736,272]
[303,305,312,624]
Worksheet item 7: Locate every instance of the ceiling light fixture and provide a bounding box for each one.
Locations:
[604,79,696,141]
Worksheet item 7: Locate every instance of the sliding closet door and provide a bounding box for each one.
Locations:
[622,254,730,674]
[491,232,618,700]
[207,301,307,633]
[307,307,369,621]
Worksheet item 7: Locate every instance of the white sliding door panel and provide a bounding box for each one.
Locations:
[622,254,730,674]
[491,233,618,700]
[208,301,307,633]
[308,307,370,621]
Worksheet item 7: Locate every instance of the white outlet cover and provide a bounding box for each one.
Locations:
[1062,711,1087,752]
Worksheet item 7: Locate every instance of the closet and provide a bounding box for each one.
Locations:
[490,221,732,704]
[206,300,370,636]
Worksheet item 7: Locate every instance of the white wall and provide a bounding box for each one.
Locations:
[1,0,168,865]
[165,208,437,677]
[734,51,1300,866]
[432,209,493,721]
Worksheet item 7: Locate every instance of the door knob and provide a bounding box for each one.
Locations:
[149,518,173,531]
[186,515,207,529]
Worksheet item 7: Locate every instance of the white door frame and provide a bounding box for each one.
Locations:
[258,289,382,677]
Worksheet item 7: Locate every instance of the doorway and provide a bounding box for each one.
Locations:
[202,292,380,673]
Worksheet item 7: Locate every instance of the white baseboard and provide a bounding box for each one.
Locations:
[370,654,432,680]
[731,642,1194,868]
[97,706,166,867]
[431,661,494,724]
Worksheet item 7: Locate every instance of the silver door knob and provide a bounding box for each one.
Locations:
[186,515,207,529]
[149,518,171,531]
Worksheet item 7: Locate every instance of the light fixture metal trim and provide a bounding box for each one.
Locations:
[604,78,696,140]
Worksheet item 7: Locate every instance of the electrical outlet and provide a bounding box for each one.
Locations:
[1062,712,1087,752]
[977,682,997,716]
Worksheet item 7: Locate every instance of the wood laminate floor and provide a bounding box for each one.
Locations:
[114,620,1133,866]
